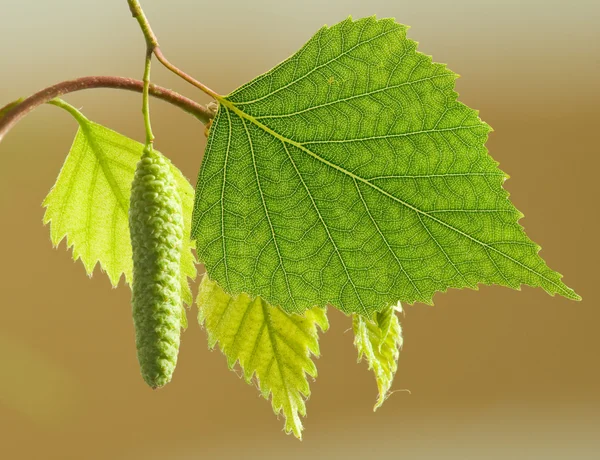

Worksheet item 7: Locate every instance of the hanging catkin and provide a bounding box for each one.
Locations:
[129,145,184,389]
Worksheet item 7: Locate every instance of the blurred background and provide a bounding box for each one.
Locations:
[0,0,598,458]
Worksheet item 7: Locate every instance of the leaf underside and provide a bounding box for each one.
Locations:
[353,304,403,410]
[192,16,579,317]
[43,116,197,311]
[197,274,329,439]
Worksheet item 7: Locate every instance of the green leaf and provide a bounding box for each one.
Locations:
[192,16,579,317]
[0,98,23,120]
[197,274,329,439]
[43,106,197,308]
[353,303,403,410]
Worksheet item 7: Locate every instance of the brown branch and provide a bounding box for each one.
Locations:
[0,76,213,144]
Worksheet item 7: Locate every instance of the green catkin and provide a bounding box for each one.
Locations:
[129,145,184,389]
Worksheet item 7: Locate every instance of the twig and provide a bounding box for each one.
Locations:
[0,76,213,144]
[141,49,155,146]
[127,0,221,100]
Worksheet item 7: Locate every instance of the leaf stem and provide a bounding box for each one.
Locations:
[47,98,89,125]
[127,0,221,100]
[153,48,222,101]
[0,76,213,144]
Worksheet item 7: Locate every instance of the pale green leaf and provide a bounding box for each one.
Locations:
[43,107,197,308]
[353,303,403,410]
[197,274,328,439]
[192,16,579,317]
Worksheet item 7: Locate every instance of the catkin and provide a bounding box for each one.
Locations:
[129,145,184,389]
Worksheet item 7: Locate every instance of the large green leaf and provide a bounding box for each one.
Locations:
[197,274,328,439]
[43,107,197,309]
[192,16,579,316]
[353,304,403,410]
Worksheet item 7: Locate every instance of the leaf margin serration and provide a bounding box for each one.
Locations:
[197,273,329,439]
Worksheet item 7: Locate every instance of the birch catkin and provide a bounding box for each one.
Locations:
[129,145,184,389]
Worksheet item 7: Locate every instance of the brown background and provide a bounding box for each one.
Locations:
[0,0,598,458]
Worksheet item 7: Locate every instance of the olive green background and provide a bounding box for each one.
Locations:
[0,1,598,458]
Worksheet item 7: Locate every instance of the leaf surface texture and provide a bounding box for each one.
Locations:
[192,16,579,315]
[197,275,328,438]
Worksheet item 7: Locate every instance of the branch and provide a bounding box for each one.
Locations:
[0,76,213,144]
[127,0,221,100]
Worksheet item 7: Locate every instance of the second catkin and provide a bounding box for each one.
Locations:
[129,145,184,389]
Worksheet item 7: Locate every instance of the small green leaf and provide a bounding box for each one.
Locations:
[43,106,197,307]
[353,303,403,410]
[197,274,329,439]
[192,16,579,317]
[0,98,23,120]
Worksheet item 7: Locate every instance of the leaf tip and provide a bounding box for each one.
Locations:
[289,426,303,441]
[564,287,582,302]
[373,398,385,412]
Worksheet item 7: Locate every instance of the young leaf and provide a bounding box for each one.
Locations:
[192,16,579,317]
[42,108,197,307]
[0,98,23,120]
[353,304,403,410]
[197,274,329,439]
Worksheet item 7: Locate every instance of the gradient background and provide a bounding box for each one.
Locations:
[0,1,598,458]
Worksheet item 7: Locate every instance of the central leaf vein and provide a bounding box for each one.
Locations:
[220,101,572,298]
